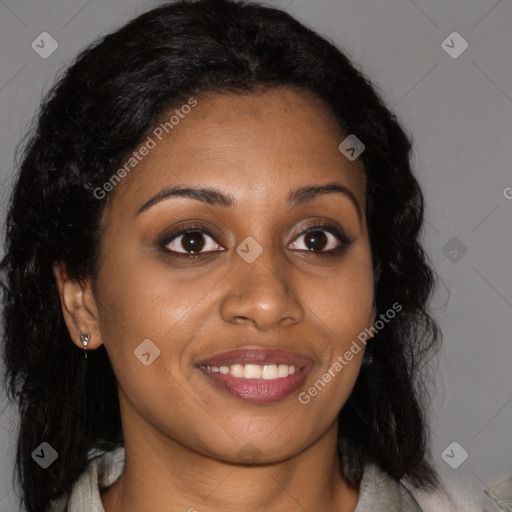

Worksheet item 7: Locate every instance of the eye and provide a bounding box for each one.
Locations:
[288,223,352,254]
[159,221,353,260]
[161,224,225,258]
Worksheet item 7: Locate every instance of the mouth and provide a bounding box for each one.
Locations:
[196,348,314,404]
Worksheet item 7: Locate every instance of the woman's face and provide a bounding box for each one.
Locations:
[89,87,376,463]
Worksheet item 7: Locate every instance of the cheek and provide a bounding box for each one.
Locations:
[94,251,202,434]
[295,262,373,422]
[301,247,374,408]
[309,249,374,341]
[96,233,189,335]
[95,237,222,380]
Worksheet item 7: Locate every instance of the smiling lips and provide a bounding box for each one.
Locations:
[197,348,314,403]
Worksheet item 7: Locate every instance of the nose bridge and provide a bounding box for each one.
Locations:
[243,240,287,292]
[219,234,304,329]
[237,235,291,301]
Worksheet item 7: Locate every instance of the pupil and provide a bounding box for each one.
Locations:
[305,230,327,251]
[182,232,205,253]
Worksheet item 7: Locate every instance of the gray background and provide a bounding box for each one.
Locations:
[0,0,511,511]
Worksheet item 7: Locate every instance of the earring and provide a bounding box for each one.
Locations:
[81,333,90,359]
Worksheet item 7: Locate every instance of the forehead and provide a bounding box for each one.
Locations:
[103,87,366,220]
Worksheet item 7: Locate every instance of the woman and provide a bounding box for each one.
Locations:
[1,1,456,511]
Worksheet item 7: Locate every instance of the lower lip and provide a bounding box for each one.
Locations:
[199,366,311,404]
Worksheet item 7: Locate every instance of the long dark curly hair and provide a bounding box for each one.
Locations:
[1,1,442,510]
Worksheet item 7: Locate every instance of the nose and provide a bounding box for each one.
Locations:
[219,244,305,331]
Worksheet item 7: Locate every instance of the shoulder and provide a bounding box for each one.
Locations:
[355,463,424,512]
[46,447,126,512]
[356,463,465,512]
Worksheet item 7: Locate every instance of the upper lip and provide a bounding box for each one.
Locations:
[197,347,314,369]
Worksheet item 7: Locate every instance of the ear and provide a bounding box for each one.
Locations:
[53,263,103,351]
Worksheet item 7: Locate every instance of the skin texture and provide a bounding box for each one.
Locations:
[54,86,377,512]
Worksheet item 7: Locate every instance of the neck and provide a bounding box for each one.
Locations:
[101,408,360,512]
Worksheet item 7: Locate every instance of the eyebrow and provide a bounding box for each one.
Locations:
[136,181,362,221]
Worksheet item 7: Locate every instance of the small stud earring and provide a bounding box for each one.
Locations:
[80,333,90,359]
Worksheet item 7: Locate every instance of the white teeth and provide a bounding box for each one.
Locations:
[262,364,278,380]
[230,364,244,377]
[244,364,261,379]
[278,364,289,378]
[206,363,297,379]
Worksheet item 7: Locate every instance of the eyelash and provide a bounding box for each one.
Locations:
[159,221,354,260]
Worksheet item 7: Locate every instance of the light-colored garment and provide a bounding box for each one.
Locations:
[46,446,429,511]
